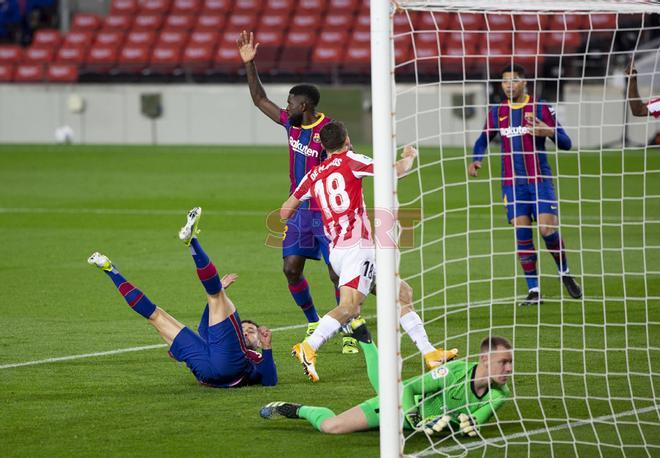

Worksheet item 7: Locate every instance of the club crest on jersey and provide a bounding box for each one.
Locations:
[431,366,449,379]
[289,137,319,157]
[313,132,321,143]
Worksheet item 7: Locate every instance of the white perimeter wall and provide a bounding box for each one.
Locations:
[0,83,657,148]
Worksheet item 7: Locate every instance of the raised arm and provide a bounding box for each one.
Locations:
[625,62,650,117]
[237,30,281,123]
[395,145,418,178]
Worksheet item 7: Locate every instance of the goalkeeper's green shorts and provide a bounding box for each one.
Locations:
[359,396,415,430]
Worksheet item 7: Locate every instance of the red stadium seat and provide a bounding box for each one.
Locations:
[278,30,316,74]
[259,14,288,31]
[393,12,416,34]
[440,42,479,74]
[133,15,165,31]
[110,0,138,15]
[253,30,283,72]
[201,0,232,15]
[414,41,440,75]
[514,14,549,31]
[0,45,23,64]
[291,14,322,30]
[85,44,119,72]
[158,30,189,47]
[56,45,86,65]
[171,0,201,15]
[95,30,125,47]
[182,42,215,73]
[487,32,513,49]
[444,31,482,50]
[515,32,540,51]
[318,29,349,46]
[164,14,196,31]
[264,0,295,16]
[0,63,14,81]
[513,43,544,68]
[486,13,513,31]
[118,44,151,72]
[24,46,56,64]
[32,29,62,49]
[324,14,354,29]
[47,63,79,82]
[72,13,103,32]
[227,13,259,32]
[354,13,370,32]
[588,13,617,41]
[310,44,343,73]
[103,14,133,30]
[329,0,359,14]
[453,12,485,30]
[351,29,370,44]
[140,0,172,15]
[418,12,452,31]
[196,15,225,31]
[414,31,440,49]
[220,30,240,46]
[212,44,243,74]
[126,30,157,47]
[150,44,182,73]
[298,0,326,15]
[234,0,260,13]
[544,31,583,53]
[546,14,585,31]
[63,31,95,49]
[342,44,370,74]
[14,63,45,82]
[189,30,219,45]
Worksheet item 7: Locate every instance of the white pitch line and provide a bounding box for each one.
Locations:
[0,207,266,217]
[416,405,660,456]
[0,295,625,370]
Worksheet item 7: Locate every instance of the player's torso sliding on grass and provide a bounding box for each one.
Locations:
[88,207,277,388]
[468,64,582,307]
[625,61,660,119]
[281,120,459,382]
[261,322,511,437]
[237,30,358,354]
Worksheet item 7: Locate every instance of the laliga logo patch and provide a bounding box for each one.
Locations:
[313,132,321,143]
[431,366,449,379]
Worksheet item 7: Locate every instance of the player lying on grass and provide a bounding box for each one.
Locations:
[261,322,511,436]
[88,207,277,388]
[281,121,458,382]
[625,61,660,118]
[468,64,582,306]
[238,30,360,355]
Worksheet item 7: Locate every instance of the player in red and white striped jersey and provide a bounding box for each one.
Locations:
[281,121,458,382]
[625,62,660,118]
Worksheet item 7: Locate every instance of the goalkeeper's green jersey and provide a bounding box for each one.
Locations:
[402,360,509,428]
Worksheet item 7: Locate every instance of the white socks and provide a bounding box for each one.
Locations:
[306,315,342,350]
[400,311,435,355]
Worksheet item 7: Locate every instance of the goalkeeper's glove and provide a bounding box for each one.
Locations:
[406,412,452,435]
[458,413,478,437]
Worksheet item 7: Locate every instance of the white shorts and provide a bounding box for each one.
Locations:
[329,245,376,296]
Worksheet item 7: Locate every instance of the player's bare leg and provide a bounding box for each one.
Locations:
[148,307,186,346]
[538,212,582,299]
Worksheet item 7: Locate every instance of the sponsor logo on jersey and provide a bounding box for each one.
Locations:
[431,366,449,379]
[499,116,508,122]
[499,125,530,138]
[289,137,319,157]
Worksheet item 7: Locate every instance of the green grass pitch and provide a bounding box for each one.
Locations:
[0,145,658,457]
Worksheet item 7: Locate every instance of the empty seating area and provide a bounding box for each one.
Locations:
[0,0,646,83]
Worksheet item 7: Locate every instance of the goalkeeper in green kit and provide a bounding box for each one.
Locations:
[260,320,512,437]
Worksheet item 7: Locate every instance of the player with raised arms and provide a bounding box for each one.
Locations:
[281,121,458,382]
[625,61,660,118]
[261,322,511,437]
[468,64,582,306]
[87,207,277,388]
[237,30,358,354]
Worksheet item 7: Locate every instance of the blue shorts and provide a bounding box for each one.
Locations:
[502,180,558,223]
[282,207,330,264]
[169,310,250,387]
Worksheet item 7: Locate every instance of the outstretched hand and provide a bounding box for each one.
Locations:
[528,116,553,137]
[467,161,481,177]
[258,326,272,349]
[221,273,238,289]
[237,30,259,63]
[625,61,637,79]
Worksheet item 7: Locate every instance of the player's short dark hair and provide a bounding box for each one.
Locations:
[480,336,513,353]
[501,64,526,79]
[242,319,259,328]
[320,121,348,152]
[289,84,321,107]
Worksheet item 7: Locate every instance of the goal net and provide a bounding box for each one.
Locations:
[371,1,660,456]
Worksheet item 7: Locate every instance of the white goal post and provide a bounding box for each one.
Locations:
[371,1,660,457]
